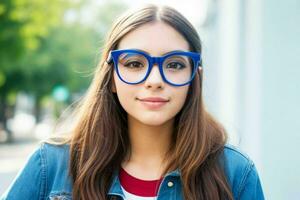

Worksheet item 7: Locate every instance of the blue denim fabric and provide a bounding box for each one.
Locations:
[1,143,265,200]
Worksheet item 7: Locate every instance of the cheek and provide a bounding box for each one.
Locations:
[171,86,189,112]
[113,73,135,109]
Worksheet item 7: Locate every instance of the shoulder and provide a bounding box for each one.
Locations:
[38,142,73,198]
[222,144,253,186]
[39,142,71,180]
[40,142,70,164]
[223,144,254,183]
[222,144,264,200]
[223,143,254,169]
[0,142,72,200]
[222,144,254,184]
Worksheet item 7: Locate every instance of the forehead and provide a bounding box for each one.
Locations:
[117,21,190,56]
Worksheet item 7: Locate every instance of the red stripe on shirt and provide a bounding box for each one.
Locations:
[119,167,163,197]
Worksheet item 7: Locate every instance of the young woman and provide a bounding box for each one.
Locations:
[1,4,264,200]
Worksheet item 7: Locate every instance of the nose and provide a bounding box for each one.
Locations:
[144,64,165,89]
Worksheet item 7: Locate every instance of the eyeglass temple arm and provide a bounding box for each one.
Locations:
[106,51,113,64]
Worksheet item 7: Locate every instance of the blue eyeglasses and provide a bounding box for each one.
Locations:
[107,49,201,87]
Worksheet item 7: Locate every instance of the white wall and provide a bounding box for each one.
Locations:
[201,0,300,199]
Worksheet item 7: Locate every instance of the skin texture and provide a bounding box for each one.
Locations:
[112,21,190,180]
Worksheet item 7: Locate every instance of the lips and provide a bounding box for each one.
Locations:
[138,97,169,109]
[138,97,169,102]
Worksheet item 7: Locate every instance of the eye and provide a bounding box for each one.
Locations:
[124,61,144,69]
[166,62,186,70]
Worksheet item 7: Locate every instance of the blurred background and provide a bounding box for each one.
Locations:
[0,0,299,199]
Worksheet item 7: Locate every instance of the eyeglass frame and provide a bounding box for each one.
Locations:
[106,49,202,87]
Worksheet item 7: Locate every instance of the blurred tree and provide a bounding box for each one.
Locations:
[0,0,128,141]
[20,24,99,121]
[0,0,72,140]
[0,0,71,69]
[93,1,128,35]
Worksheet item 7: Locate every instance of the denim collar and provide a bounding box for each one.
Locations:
[108,169,181,197]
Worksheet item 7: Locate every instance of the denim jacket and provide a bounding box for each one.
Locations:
[1,143,265,200]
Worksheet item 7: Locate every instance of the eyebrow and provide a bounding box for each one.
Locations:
[129,48,187,56]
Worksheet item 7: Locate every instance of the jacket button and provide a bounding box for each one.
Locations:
[167,181,174,187]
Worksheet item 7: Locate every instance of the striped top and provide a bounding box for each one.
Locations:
[119,167,163,200]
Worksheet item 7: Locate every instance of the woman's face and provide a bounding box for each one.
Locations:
[112,21,190,126]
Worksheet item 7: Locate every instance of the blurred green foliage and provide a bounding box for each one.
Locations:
[18,24,99,100]
[0,0,70,69]
[0,0,73,103]
[0,0,127,130]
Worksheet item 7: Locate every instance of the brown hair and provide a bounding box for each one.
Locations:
[52,4,233,200]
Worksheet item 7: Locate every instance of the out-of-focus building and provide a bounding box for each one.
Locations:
[199,0,300,199]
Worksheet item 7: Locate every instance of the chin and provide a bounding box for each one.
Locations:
[142,120,167,127]
[138,115,172,127]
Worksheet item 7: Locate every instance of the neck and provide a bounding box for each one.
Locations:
[122,115,174,178]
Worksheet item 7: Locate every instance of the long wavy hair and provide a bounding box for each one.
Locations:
[53,4,234,200]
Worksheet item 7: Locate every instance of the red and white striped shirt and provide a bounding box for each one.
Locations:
[119,167,163,200]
